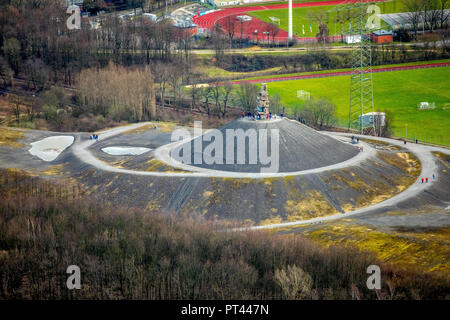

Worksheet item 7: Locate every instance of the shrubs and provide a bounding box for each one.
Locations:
[298,98,337,128]
[274,265,313,299]
[77,63,156,123]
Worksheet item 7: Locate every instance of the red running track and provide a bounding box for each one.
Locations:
[194,0,386,42]
[229,62,450,84]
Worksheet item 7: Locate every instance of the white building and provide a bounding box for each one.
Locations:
[358,112,386,127]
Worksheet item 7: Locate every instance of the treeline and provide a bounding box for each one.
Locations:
[216,44,450,73]
[0,0,191,87]
[0,169,448,299]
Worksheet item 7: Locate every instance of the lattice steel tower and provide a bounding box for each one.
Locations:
[330,0,377,134]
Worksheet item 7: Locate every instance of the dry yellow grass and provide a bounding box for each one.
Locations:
[260,215,283,226]
[0,127,25,148]
[122,123,157,135]
[40,164,68,176]
[156,122,178,133]
[144,158,189,173]
[306,223,450,274]
[378,151,421,176]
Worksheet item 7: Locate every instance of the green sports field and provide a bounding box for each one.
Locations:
[266,66,450,146]
[247,0,405,38]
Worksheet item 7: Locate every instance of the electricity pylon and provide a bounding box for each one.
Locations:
[329,0,377,134]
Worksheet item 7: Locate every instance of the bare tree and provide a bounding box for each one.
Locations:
[211,81,233,118]
[236,81,258,113]
[438,0,449,29]
[168,64,183,107]
[211,24,226,66]
[423,0,441,32]
[223,16,237,49]
[185,72,202,111]
[238,18,246,47]
[24,58,50,91]
[0,56,13,88]
[274,265,313,300]
[299,97,336,128]
[200,85,214,116]
[153,61,172,106]
[269,93,283,115]
[316,23,330,44]
[402,0,425,39]
[8,94,21,124]
[266,23,280,46]
[24,96,41,122]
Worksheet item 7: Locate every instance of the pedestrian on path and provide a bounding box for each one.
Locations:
[421,178,424,183]
[426,178,428,183]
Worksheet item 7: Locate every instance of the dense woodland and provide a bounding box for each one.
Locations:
[0,169,448,299]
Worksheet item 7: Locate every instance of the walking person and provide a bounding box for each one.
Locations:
[421,178,424,183]
[426,178,428,183]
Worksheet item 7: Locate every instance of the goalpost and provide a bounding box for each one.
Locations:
[297,90,310,101]
[269,16,280,26]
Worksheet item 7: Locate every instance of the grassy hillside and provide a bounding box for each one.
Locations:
[266,66,450,145]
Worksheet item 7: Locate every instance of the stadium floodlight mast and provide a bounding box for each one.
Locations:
[329,0,379,135]
[288,0,293,40]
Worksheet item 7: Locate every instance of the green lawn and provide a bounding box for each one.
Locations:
[266,66,450,146]
[247,0,405,38]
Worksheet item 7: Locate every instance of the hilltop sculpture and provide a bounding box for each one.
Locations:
[256,83,270,118]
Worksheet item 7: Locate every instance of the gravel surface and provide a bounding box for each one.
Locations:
[174,118,360,173]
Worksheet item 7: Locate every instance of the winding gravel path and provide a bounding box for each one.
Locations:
[71,121,449,229]
[72,121,373,178]
[234,133,450,231]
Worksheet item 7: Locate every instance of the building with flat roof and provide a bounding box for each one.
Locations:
[371,29,393,43]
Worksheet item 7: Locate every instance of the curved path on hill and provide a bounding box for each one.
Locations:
[70,121,450,230]
[229,61,450,84]
[234,132,450,231]
[72,120,374,178]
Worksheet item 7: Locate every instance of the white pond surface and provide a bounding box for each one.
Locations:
[101,146,151,156]
[29,136,74,161]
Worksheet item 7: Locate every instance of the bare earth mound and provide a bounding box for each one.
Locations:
[180,119,359,173]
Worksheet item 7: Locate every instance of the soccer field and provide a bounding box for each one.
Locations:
[266,66,450,146]
[247,0,405,38]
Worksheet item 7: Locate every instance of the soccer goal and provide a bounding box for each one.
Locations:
[297,90,310,101]
[269,16,280,26]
